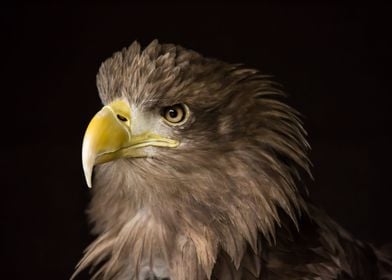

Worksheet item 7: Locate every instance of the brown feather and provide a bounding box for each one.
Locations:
[74,40,391,280]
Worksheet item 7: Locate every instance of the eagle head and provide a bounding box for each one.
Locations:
[77,40,310,280]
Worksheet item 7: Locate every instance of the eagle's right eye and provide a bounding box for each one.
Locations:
[161,104,189,125]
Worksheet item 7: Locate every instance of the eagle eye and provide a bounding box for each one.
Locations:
[161,104,189,125]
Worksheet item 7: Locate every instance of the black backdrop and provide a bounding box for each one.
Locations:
[1,3,391,280]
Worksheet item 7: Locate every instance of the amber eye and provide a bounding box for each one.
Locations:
[161,104,188,124]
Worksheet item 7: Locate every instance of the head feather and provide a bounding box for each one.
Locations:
[76,40,312,279]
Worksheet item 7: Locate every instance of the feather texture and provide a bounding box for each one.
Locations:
[73,40,391,280]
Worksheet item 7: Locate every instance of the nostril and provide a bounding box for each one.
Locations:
[117,114,127,122]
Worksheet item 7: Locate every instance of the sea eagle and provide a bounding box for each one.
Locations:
[74,40,391,280]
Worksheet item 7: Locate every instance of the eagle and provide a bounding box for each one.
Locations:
[74,40,391,280]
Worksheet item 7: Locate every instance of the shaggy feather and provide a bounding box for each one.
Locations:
[74,40,391,280]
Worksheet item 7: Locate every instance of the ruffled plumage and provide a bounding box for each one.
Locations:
[73,40,391,280]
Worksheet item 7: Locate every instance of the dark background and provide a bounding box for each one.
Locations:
[1,3,391,279]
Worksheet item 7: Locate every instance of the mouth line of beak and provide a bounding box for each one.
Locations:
[95,138,179,164]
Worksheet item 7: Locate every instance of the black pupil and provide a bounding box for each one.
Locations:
[168,109,178,119]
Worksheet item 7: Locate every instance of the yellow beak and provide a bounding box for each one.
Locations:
[82,99,178,188]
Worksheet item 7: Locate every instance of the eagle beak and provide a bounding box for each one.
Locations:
[82,99,178,188]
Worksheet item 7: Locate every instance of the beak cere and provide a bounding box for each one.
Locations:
[81,99,179,188]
